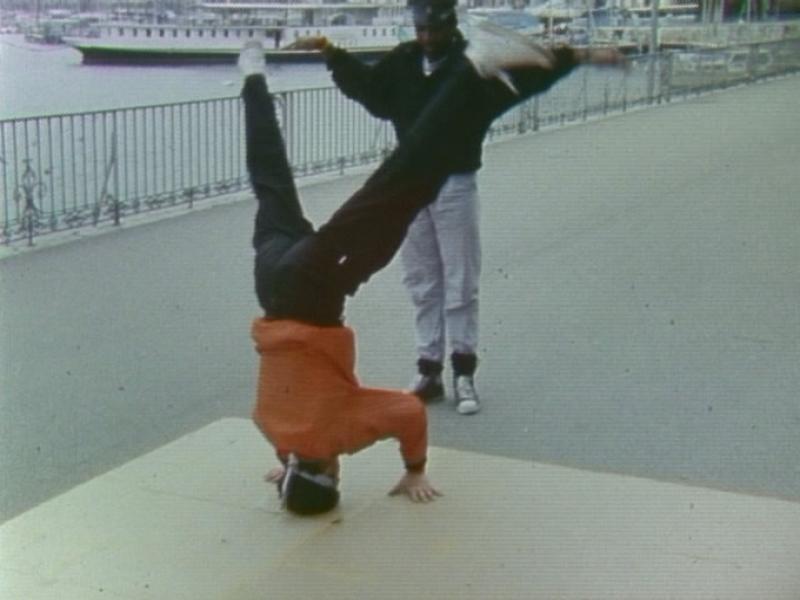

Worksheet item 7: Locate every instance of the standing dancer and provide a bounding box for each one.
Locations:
[292,2,623,415]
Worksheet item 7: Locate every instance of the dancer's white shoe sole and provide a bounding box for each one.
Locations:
[465,21,555,93]
[238,40,266,77]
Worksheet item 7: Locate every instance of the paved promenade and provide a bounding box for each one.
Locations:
[1,75,799,598]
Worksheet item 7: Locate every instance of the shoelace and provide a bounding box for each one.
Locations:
[455,376,478,401]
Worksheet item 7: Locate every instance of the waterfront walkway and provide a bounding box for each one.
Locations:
[2,75,799,598]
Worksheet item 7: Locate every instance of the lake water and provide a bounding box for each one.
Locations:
[2,31,663,124]
[0,34,332,120]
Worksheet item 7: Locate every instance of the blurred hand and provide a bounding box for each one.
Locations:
[264,465,285,483]
[583,47,631,71]
[389,472,443,503]
[289,36,329,51]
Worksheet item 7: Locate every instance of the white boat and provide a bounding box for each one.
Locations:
[528,1,585,23]
[17,8,98,44]
[466,8,546,37]
[63,1,414,65]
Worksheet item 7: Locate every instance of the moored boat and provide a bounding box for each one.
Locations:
[64,24,411,65]
[63,1,414,65]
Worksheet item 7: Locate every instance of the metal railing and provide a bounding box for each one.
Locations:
[2,39,799,247]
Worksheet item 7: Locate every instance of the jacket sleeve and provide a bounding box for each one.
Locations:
[348,388,429,472]
[325,47,397,120]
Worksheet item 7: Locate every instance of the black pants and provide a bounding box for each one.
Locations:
[244,61,482,326]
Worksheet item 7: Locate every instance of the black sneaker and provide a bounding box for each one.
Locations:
[409,373,445,402]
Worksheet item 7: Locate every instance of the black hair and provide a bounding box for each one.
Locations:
[407,0,456,10]
[408,0,458,28]
[279,468,340,516]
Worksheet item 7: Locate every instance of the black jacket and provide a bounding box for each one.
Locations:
[325,35,580,174]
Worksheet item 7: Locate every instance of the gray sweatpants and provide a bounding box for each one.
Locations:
[400,172,481,364]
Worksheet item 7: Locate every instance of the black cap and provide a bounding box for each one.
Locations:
[408,0,458,28]
[279,459,340,516]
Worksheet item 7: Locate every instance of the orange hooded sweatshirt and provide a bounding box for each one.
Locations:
[251,318,428,471]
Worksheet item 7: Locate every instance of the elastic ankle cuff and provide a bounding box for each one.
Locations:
[417,358,443,376]
[451,352,477,376]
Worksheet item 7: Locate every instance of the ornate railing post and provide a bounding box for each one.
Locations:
[13,159,47,247]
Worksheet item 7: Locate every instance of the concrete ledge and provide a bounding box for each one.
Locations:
[2,418,799,599]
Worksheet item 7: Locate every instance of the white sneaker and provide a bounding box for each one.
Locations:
[454,375,481,415]
[464,20,555,93]
[238,40,266,77]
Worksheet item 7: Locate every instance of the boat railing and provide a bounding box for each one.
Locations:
[2,39,799,248]
[79,22,410,44]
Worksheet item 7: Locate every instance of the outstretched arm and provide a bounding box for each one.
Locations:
[465,21,630,114]
[292,36,397,119]
[477,45,630,118]
[345,389,443,503]
[506,45,629,103]
[380,402,443,503]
